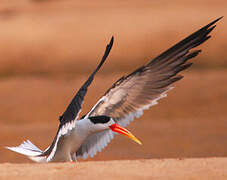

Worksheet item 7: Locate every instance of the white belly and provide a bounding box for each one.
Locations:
[50,128,89,162]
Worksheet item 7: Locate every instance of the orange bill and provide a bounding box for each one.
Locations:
[109,123,142,145]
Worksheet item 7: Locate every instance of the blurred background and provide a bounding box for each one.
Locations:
[1,0,227,163]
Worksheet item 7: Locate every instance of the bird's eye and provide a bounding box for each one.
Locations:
[89,116,110,124]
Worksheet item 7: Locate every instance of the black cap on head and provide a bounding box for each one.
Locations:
[89,116,111,124]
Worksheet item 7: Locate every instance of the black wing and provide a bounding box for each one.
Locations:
[40,37,114,160]
[59,37,114,126]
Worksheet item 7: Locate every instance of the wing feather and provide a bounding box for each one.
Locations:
[59,37,114,126]
[76,130,114,159]
[76,17,222,159]
[41,37,114,160]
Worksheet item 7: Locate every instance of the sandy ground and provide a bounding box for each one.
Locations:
[1,158,227,180]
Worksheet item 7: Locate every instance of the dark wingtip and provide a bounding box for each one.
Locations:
[176,75,184,81]
[171,75,184,84]
[107,36,114,50]
[216,16,224,21]
[204,16,223,30]
[110,36,114,44]
[96,36,114,70]
[213,16,223,23]
[192,49,202,56]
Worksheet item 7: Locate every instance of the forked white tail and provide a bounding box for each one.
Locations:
[6,140,46,163]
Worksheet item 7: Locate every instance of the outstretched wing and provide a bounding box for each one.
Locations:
[59,36,114,126]
[76,17,222,160]
[41,37,114,161]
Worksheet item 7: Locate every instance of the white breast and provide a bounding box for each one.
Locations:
[49,119,93,162]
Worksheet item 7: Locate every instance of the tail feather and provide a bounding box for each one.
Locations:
[6,140,46,163]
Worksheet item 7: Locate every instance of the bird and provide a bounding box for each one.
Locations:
[6,17,222,163]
